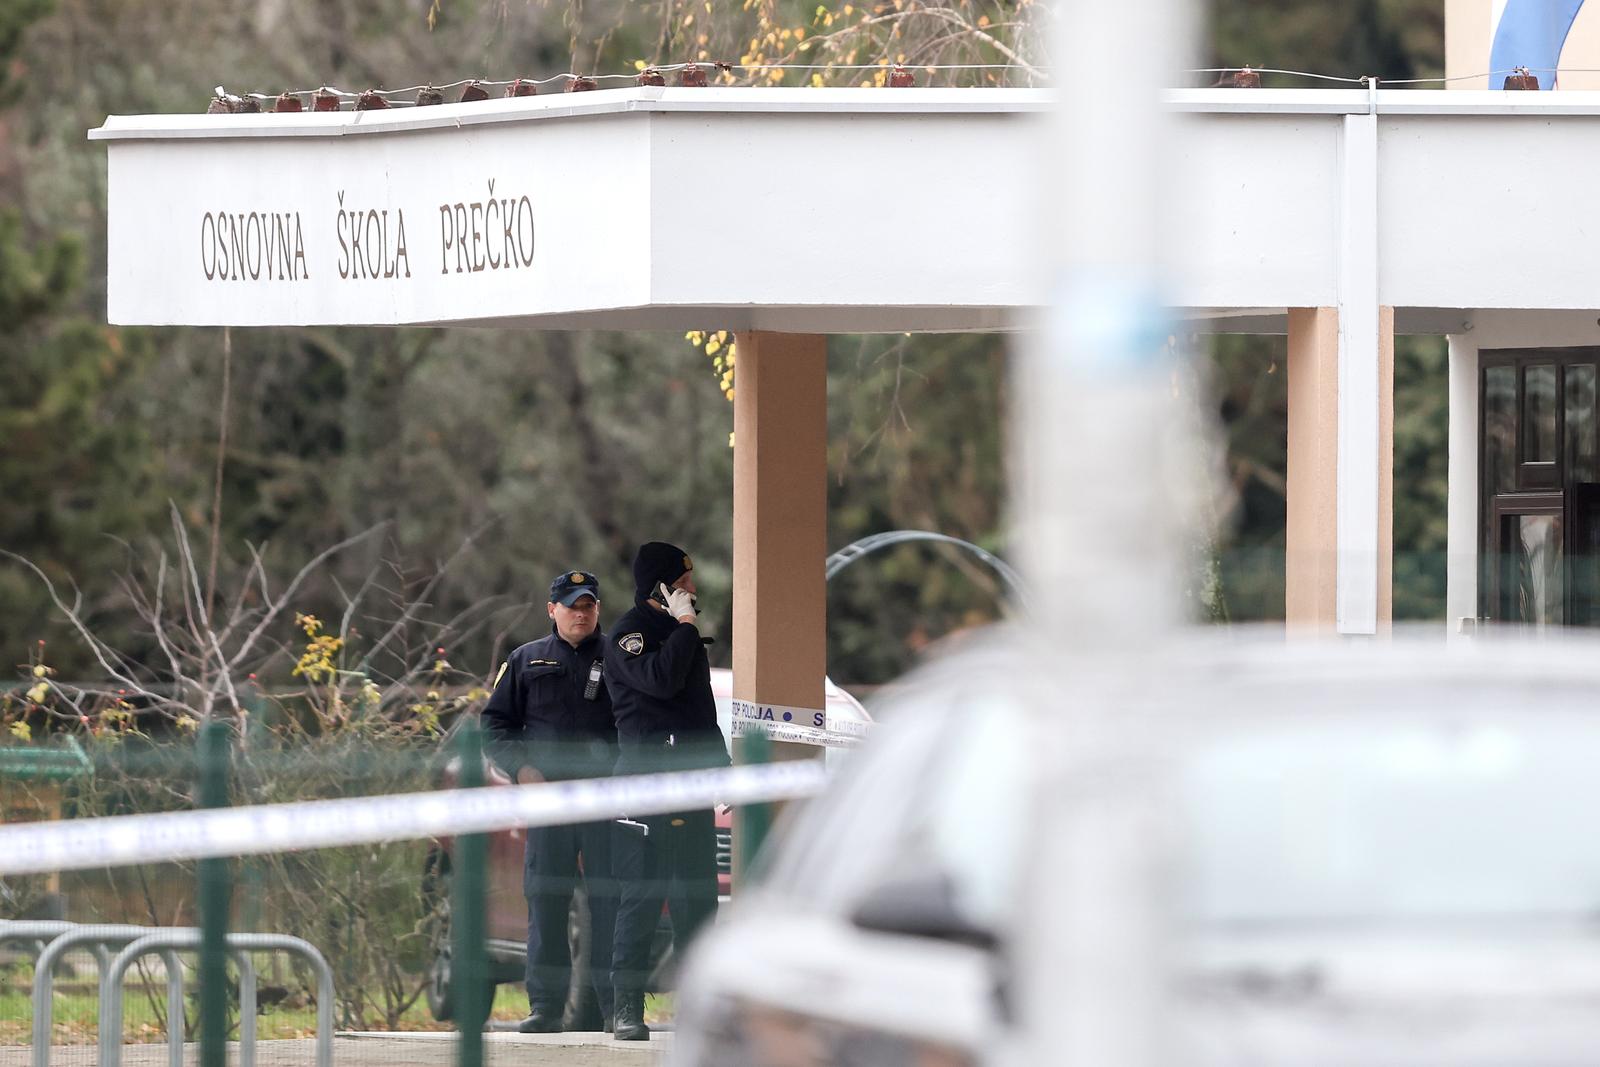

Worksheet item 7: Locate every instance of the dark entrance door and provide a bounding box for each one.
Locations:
[1479,349,1600,626]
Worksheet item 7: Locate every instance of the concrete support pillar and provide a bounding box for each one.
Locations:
[1285,306,1395,632]
[1286,307,1341,630]
[1445,330,1481,634]
[1378,305,1395,631]
[731,331,827,881]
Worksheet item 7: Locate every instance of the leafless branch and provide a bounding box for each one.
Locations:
[359,521,492,668]
[225,523,391,674]
[0,550,164,702]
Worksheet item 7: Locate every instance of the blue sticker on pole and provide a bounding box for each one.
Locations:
[1049,273,1173,376]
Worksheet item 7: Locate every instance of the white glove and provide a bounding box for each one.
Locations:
[661,583,697,621]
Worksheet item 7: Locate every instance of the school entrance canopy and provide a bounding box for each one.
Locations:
[89,85,1600,710]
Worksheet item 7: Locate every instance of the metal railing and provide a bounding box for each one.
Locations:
[22,923,168,1065]
[0,919,334,1067]
[99,930,334,1067]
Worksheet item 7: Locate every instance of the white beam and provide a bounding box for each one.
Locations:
[1335,90,1381,635]
[1446,329,1480,636]
[92,88,1600,330]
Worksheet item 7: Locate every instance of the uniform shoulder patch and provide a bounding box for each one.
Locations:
[618,633,645,655]
[492,662,508,688]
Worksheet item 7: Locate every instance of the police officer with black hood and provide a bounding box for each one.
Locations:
[481,569,618,1034]
[604,541,729,1041]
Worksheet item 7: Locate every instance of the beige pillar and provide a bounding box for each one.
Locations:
[731,331,827,881]
[1444,0,1491,89]
[1284,307,1395,631]
[1286,308,1340,629]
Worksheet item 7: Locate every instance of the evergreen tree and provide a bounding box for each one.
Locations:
[0,0,163,674]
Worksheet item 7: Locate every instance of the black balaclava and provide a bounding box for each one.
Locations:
[632,541,692,600]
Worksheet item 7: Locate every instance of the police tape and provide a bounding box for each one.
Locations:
[729,700,874,749]
[0,760,829,877]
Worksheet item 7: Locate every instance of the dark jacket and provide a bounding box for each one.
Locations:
[604,595,730,775]
[481,627,617,782]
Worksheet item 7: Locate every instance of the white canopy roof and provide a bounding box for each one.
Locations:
[91,87,1049,332]
[91,86,1600,333]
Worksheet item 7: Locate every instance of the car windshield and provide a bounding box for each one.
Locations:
[756,687,1033,935]
[1178,713,1600,927]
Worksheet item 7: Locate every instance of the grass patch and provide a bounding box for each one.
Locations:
[0,963,544,1044]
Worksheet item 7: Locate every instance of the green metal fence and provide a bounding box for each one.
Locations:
[1,715,795,1066]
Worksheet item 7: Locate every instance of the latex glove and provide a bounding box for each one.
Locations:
[661,583,698,622]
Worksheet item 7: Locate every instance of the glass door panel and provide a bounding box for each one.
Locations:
[1483,364,1517,494]
[1571,485,1600,627]
[1480,349,1600,626]
[1492,501,1564,627]
[1521,364,1559,488]
[1564,364,1596,484]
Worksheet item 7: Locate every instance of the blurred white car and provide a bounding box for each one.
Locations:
[673,629,1600,1066]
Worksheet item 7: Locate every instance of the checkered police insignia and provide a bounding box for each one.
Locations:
[618,632,645,655]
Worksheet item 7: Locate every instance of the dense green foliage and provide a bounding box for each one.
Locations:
[1209,0,1444,83]
[1205,334,1448,622]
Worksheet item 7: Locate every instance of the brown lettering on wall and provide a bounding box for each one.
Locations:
[335,193,411,281]
[200,211,311,282]
[437,180,535,276]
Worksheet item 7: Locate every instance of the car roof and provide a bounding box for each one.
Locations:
[865,623,1600,732]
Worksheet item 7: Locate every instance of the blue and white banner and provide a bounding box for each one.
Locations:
[1491,0,1588,88]
[730,699,873,748]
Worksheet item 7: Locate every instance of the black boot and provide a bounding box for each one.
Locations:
[517,1006,562,1033]
[611,993,650,1041]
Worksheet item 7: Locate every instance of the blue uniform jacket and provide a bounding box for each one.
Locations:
[604,595,730,775]
[481,627,617,782]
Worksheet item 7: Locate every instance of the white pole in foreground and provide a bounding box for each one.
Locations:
[1006,0,1198,1064]
[1014,1,1196,637]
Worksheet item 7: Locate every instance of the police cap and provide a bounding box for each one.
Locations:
[549,570,601,606]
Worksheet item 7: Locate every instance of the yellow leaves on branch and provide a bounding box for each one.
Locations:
[690,1,1039,91]
[22,657,54,705]
[686,329,737,405]
[292,613,343,684]
[686,329,736,445]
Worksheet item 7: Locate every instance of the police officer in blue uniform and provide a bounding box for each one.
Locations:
[481,570,618,1033]
[604,541,730,1041]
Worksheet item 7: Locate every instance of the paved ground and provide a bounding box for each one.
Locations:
[0,1031,670,1065]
